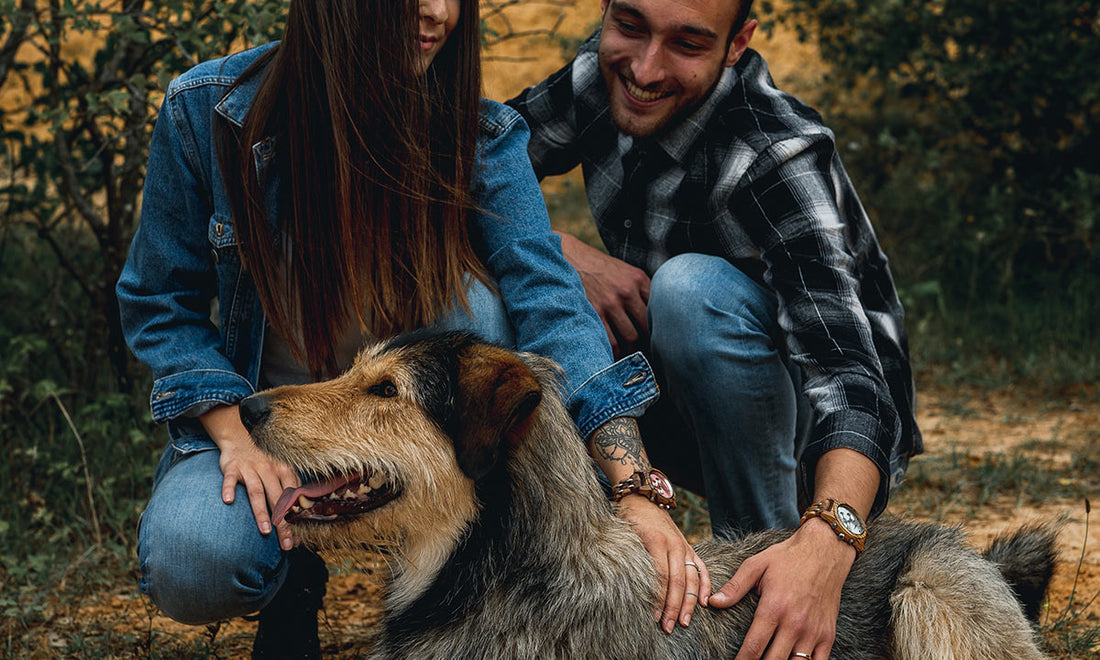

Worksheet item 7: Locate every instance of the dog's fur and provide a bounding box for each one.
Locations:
[241,330,1056,659]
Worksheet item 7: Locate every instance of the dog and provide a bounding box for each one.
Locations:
[239,329,1057,659]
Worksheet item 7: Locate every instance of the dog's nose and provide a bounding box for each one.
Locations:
[239,394,271,431]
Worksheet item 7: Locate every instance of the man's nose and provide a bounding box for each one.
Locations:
[631,40,668,87]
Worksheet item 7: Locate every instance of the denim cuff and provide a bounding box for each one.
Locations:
[566,352,659,441]
[149,368,256,423]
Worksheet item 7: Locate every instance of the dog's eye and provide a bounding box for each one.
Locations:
[368,380,398,398]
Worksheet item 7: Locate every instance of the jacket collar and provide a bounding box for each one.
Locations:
[213,42,279,129]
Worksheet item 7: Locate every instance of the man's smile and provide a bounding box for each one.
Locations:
[620,72,674,104]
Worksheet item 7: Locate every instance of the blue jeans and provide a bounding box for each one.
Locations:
[138,281,515,624]
[643,253,812,537]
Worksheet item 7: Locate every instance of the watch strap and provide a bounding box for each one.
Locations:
[799,498,867,556]
[611,469,677,510]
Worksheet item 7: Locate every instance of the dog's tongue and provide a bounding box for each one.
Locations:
[273,476,349,525]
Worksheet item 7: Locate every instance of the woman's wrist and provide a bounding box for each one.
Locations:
[199,404,252,450]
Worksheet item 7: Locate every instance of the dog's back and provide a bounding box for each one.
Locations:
[682,520,1056,660]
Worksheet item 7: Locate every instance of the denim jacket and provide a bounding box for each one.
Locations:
[117,43,656,452]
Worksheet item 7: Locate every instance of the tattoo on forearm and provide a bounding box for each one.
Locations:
[590,418,646,471]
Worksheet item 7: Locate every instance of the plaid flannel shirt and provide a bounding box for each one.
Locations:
[508,32,922,516]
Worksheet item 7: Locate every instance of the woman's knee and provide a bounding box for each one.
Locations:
[436,277,515,346]
[138,451,286,624]
[139,510,285,624]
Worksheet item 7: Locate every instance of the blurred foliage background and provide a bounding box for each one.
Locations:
[0,0,1097,646]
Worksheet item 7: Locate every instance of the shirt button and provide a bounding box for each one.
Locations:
[623,219,632,229]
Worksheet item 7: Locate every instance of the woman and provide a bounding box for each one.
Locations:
[117,0,705,655]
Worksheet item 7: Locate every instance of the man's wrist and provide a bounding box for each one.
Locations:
[799,497,868,557]
[797,516,859,560]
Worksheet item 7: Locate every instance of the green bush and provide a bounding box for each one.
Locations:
[0,0,289,597]
[771,0,1100,379]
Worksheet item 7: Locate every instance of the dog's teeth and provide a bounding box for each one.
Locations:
[368,474,385,490]
[291,505,301,513]
[357,482,372,494]
[298,495,315,509]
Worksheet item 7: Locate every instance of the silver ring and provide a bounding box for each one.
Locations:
[791,653,813,659]
[685,561,701,572]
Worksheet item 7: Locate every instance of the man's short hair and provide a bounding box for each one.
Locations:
[730,0,755,44]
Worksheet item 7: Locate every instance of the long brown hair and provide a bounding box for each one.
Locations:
[218,0,486,377]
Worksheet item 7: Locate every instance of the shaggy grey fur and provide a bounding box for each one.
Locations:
[254,331,1056,659]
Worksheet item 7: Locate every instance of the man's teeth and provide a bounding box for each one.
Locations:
[624,79,668,102]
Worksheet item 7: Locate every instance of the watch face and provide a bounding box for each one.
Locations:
[836,504,865,535]
[648,470,674,499]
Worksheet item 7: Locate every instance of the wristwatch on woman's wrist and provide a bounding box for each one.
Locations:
[799,498,867,556]
[611,468,677,510]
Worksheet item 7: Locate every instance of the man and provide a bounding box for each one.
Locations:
[508,0,923,657]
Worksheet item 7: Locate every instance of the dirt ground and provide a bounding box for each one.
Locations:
[11,377,1099,658]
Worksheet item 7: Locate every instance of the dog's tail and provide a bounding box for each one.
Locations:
[982,522,1059,623]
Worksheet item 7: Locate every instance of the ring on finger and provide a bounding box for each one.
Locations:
[791,653,813,659]
[685,560,702,573]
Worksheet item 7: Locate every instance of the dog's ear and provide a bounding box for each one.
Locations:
[452,344,542,480]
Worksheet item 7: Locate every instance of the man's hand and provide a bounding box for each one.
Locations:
[709,519,855,660]
[617,494,711,633]
[557,231,650,357]
[708,448,880,660]
[201,404,300,551]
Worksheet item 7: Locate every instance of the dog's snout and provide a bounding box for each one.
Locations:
[239,394,272,431]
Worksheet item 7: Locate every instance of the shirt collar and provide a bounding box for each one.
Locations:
[654,61,739,163]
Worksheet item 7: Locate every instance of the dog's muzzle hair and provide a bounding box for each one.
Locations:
[241,329,1058,659]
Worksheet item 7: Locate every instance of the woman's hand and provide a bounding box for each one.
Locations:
[617,495,711,633]
[200,404,300,551]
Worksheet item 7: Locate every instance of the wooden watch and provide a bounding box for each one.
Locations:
[799,498,867,556]
[611,468,677,510]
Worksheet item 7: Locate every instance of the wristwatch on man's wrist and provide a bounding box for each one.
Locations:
[799,498,867,557]
[611,468,677,510]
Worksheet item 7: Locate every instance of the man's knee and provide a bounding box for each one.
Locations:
[648,253,779,366]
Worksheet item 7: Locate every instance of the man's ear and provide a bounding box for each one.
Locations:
[450,344,542,480]
[725,18,757,68]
